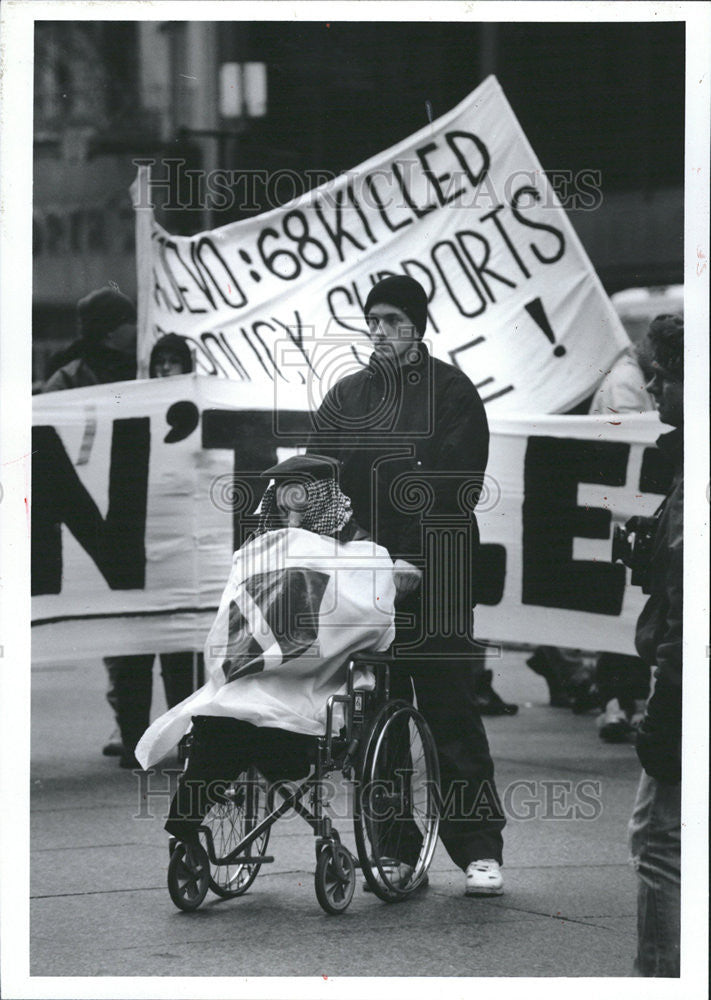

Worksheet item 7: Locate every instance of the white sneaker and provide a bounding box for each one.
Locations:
[465,859,503,896]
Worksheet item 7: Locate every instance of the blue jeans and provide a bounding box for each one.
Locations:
[628,770,681,977]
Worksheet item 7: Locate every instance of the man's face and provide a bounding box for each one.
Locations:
[275,481,309,527]
[366,302,420,361]
[646,367,683,428]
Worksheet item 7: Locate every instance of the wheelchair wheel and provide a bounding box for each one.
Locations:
[315,843,356,915]
[167,841,210,911]
[205,765,271,898]
[354,700,440,902]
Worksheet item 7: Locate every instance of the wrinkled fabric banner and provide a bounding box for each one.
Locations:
[136,528,396,766]
[132,76,628,413]
[32,377,666,664]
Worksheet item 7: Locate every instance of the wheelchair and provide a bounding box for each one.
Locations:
[166,652,441,915]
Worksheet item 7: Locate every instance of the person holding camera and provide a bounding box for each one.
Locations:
[626,313,683,977]
[308,274,506,897]
[592,332,658,741]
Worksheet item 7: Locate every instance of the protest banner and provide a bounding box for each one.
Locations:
[32,377,668,663]
[133,76,629,415]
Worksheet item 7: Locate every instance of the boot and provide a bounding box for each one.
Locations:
[525,648,572,707]
[597,698,633,743]
[102,727,124,757]
[474,669,518,716]
[568,664,599,715]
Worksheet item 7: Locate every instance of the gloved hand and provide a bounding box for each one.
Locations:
[635,716,681,785]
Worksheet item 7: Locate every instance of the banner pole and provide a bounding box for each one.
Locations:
[130,165,153,380]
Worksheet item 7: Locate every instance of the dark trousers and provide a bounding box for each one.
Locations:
[159,652,205,708]
[165,716,312,843]
[104,652,205,752]
[390,591,506,869]
[595,654,651,714]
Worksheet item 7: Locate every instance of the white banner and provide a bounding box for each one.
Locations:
[133,76,628,414]
[32,377,668,663]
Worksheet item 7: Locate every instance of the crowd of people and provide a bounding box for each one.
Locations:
[36,277,684,972]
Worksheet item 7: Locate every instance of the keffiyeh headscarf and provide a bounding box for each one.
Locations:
[255,478,353,538]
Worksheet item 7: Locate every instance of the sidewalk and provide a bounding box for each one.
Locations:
[29,649,641,978]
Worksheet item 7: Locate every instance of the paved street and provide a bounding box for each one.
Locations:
[30,648,642,979]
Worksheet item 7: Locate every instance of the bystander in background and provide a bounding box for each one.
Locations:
[590,334,657,742]
[37,284,136,393]
[103,333,205,767]
[626,314,683,977]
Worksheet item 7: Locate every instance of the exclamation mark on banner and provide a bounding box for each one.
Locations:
[525,298,566,357]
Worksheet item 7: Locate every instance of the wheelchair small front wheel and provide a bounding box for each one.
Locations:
[314,843,356,915]
[167,841,210,912]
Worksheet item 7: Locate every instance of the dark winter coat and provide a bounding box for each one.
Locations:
[308,343,489,565]
[40,324,137,392]
[634,427,683,783]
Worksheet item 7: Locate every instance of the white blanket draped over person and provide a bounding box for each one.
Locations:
[136,527,396,768]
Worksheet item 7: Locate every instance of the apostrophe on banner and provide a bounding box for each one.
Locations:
[164,401,200,443]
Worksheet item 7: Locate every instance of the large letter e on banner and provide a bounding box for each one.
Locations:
[521,436,628,615]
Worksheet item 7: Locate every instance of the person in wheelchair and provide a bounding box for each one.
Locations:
[136,454,415,854]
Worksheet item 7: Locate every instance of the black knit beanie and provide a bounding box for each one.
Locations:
[364,275,428,336]
[77,286,137,340]
[149,334,194,376]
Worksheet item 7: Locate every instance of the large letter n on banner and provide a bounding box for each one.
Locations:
[31,419,150,595]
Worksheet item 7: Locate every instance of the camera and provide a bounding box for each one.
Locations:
[612,515,657,592]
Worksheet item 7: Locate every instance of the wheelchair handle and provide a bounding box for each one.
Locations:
[348,652,392,703]
[324,693,352,764]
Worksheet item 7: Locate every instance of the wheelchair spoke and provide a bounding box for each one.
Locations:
[354,701,440,901]
[203,766,271,899]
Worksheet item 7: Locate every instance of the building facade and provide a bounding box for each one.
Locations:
[32,19,684,377]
